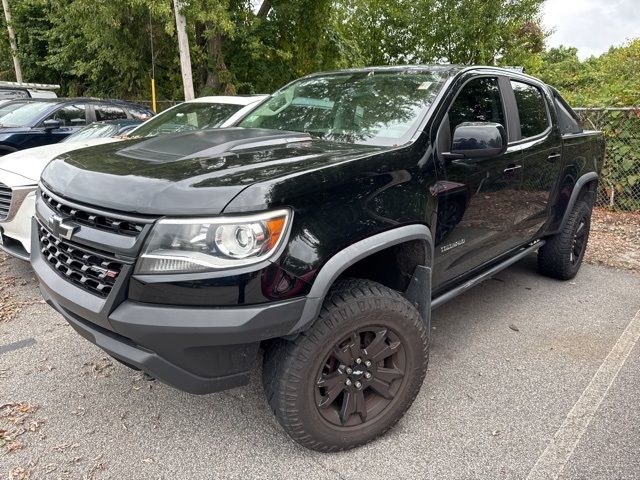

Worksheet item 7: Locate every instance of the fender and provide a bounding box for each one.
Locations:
[287,224,434,334]
[553,172,598,235]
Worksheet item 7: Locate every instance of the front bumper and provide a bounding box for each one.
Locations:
[32,217,307,395]
[0,188,36,260]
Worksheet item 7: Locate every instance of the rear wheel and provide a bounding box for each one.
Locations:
[262,278,429,451]
[538,200,592,280]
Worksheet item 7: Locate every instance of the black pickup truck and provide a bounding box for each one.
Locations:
[31,66,604,451]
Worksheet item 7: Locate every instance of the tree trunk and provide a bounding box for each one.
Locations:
[1,0,23,82]
[204,26,235,95]
[257,0,272,18]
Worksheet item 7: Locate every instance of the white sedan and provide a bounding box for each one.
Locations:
[0,95,267,260]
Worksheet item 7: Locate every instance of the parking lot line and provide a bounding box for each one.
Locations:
[526,306,640,480]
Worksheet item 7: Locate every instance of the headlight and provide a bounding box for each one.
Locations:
[135,209,291,274]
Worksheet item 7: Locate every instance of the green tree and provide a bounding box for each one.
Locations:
[0,0,549,99]
[419,0,546,64]
[531,39,640,107]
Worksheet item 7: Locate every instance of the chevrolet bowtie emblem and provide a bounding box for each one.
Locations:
[49,214,79,241]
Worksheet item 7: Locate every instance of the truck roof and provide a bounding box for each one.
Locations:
[301,65,548,87]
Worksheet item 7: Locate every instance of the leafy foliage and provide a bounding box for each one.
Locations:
[530,39,640,107]
[0,0,547,99]
[576,109,640,211]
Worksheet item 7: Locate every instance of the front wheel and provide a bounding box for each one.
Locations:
[262,278,429,452]
[538,200,592,280]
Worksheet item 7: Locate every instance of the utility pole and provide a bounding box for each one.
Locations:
[173,0,194,100]
[1,0,23,83]
[149,13,157,113]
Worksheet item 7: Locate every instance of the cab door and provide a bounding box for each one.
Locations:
[31,103,89,148]
[507,80,564,242]
[432,76,524,289]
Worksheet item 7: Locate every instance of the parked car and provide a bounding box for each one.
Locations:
[0,120,142,260]
[0,98,153,155]
[125,95,267,137]
[32,66,604,451]
[0,80,59,103]
[0,96,266,260]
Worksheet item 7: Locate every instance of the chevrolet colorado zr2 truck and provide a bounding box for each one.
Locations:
[31,66,605,451]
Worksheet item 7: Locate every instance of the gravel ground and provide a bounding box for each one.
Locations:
[585,207,640,273]
[1,218,639,479]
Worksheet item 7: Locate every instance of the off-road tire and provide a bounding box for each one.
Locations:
[262,278,429,452]
[538,200,592,280]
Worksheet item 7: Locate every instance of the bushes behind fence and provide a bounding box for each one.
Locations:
[576,108,640,211]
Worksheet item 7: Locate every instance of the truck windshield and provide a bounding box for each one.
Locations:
[130,102,244,137]
[0,101,51,127]
[238,70,446,146]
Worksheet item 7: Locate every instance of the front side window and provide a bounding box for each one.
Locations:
[238,70,447,146]
[448,77,505,132]
[511,81,549,138]
[95,105,127,121]
[47,104,87,127]
[130,102,243,137]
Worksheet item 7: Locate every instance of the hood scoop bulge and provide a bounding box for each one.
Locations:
[117,128,312,164]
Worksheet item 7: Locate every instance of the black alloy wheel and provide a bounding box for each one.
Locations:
[538,199,592,280]
[315,327,407,427]
[263,278,429,452]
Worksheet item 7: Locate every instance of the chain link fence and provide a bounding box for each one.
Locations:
[575,108,640,211]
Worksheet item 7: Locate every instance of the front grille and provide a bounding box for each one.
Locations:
[0,182,12,220]
[41,190,145,237]
[38,224,123,297]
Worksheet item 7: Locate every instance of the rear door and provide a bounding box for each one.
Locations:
[507,79,563,242]
[432,75,525,288]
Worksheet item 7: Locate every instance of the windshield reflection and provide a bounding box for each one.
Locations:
[238,70,446,146]
[62,124,119,142]
[130,102,243,137]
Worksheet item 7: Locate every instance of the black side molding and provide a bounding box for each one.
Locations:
[554,172,598,235]
[432,241,545,309]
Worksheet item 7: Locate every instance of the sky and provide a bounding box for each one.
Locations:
[543,0,640,59]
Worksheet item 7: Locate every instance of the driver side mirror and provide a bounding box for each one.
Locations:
[43,119,63,131]
[444,122,507,160]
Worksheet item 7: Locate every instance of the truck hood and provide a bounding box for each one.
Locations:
[41,128,384,215]
[0,137,122,184]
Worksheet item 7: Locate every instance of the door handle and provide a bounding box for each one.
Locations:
[503,164,522,174]
[547,153,562,162]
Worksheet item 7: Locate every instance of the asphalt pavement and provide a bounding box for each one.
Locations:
[1,253,639,479]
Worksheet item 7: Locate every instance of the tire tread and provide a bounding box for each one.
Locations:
[262,278,429,452]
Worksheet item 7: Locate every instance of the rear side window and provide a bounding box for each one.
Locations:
[511,81,549,138]
[554,94,582,134]
[449,77,505,131]
[95,105,127,121]
[127,106,153,121]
